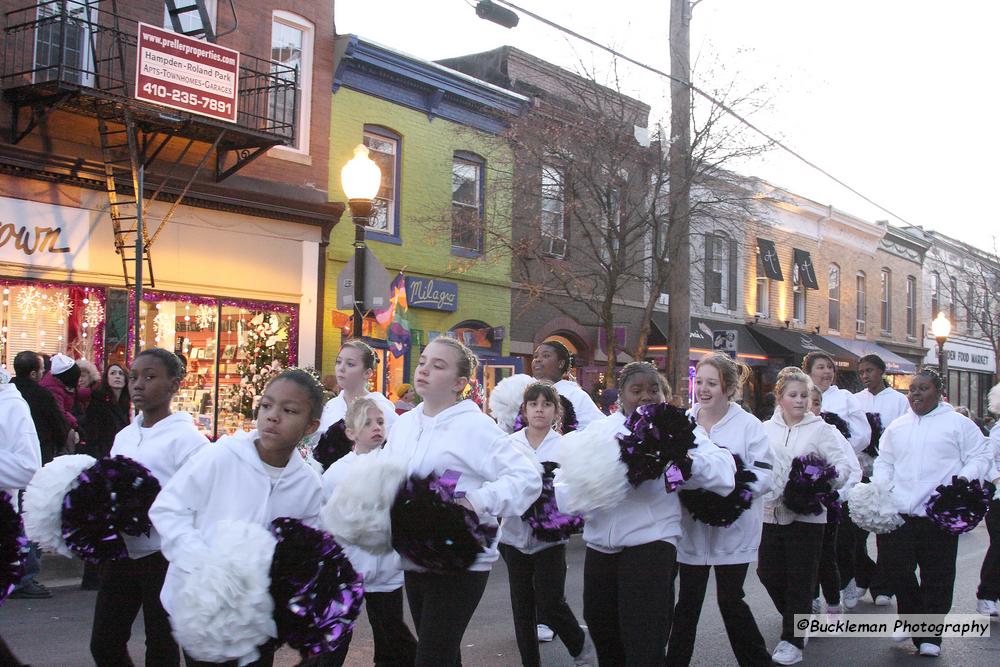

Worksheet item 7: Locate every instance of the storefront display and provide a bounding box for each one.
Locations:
[130,290,299,439]
[0,279,106,370]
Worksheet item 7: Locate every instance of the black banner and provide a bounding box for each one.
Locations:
[793,248,819,290]
[756,238,784,281]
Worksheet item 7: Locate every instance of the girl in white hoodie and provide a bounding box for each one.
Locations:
[558,362,736,667]
[314,340,397,448]
[150,368,326,666]
[90,348,208,667]
[667,353,773,667]
[758,367,854,666]
[871,368,992,658]
[531,340,604,429]
[321,397,417,667]
[383,337,541,667]
[499,382,594,667]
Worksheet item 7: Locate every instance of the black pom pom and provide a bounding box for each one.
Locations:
[864,412,883,458]
[0,491,28,603]
[313,419,353,471]
[925,476,995,535]
[781,454,838,516]
[679,453,757,527]
[618,402,697,489]
[820,412,851,440]
[520,461,584,541]
[559,397,579,433]
[391,472,497,573]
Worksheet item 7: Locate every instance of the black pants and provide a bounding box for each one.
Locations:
[757,522,825,649]
[404,569,489,667]
[185,647,275,667]
[666,563,770,667]
[869,533,894,598]
[837,510,876,591]
[814,522,841,605]
[880,515,959,648]
[977,500,1000,601]
[583,541,676,667]
[499,543,585,666]
[367,588,418,666]
[90,551,179,667]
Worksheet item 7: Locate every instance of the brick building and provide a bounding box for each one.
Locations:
[0,0,342,437]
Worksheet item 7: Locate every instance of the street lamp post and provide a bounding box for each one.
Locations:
[931,311,952,398]
[340,144,382,339]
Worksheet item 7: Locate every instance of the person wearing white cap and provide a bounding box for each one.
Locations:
[39,353,82,454]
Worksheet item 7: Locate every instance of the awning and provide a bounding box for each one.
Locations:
[689,318,768,366]
[650,312,669,346]
[792,248,819,289]
[746,326,856,369]
[823,335,917,374]
[757,238,784,280]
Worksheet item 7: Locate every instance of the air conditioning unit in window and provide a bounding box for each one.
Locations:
[541,234,567,259]
[855,320,866,335]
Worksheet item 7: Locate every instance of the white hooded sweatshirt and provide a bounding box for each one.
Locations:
[761,409,856,525]
[111,411,208,558]
[554,379,605,430]
[563,411,737,554]
[677,403,774,566]
[855,386,910,429]
[383,399,542,572]
[499,428,566,555]
[323,450,404,593]
[871,402,992,516]
[316,391,398,442]
[820,385,871,454]
[150,429,325,615]
[0,380,41,510]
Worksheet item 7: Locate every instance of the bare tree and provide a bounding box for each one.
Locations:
[939,242,1000,381]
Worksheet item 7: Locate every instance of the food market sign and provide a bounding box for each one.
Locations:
[135,23,239,123]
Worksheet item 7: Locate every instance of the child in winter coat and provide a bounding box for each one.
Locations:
[150,368,327,666]
[321,397,417,667]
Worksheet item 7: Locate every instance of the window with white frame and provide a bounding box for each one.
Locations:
[930,271,941,318]
[704,234,736,310]
[35,1,93,85]
[755,252,769,318]
[950,276,957,322]
[363,127,400,235]
[451,153,483,252]
[793,265,806,322]
[270,11,313,153]
[163,0,217,37]
[967,284,977,335]
[880,268,892,333]
[906,275,917,337]
[601,185,622,260]
[540,164,566,239]
[828,264,841,331]
[856,271,866,334]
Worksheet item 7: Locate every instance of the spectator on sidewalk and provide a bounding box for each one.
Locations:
[39,353,81,454]
[11,351,69,466]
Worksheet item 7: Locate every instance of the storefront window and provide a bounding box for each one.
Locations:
[131,291,298,439]
[0,280,106,370]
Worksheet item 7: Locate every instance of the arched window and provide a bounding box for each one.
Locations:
[451,151,485,253]
[828,264,841,331]
[855,271,867,335]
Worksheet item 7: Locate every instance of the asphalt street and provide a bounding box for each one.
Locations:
[1,524,998,666]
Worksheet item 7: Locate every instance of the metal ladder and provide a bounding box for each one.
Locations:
[164,0,216,41]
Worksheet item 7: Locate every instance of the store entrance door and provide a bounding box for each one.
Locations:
[481,356,523,413]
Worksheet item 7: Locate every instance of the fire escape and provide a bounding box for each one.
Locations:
[1,0,297,288]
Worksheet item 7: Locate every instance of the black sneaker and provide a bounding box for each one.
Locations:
[9,580,52,599]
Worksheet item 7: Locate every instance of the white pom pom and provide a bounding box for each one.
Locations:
[321,450,407,553]
[170,520,277,663]
[23,454,97,557]
[488,373,536,433]
[847,480,904,534]
[553,421,629,515]
[988,382,1000,416]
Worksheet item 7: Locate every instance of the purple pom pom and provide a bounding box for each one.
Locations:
[521,462,584,541]
[391,471,498,572]
[269,518,364,657]
[679,453,757,527]
[0,491,28,604]
[864,412,883,458]
[617,402,696,490]
[782,454,838,516]
[824,496,844,524]
[820,412,851,440]
[61,456,162,564]
[313,419,353,471]
[925,476,996,535]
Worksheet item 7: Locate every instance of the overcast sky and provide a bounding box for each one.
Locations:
[336,0,998,254]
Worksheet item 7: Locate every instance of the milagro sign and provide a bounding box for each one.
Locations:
[405,277,457,312]
[135,23,239,123]
[0,197,90,270]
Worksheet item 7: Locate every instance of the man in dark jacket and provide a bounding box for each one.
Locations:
[12,351,69,465]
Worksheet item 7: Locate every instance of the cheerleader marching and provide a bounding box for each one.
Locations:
[4,339,1000,667]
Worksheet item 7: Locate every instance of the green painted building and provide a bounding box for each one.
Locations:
[323,35,529,398]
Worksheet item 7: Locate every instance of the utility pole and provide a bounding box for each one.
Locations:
[666,0,692,403]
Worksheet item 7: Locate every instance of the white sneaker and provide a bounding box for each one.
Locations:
[918,643,941,657]
[891,628,910,643]
[842,579,859,609]
[811,596,823,614]
[573,629,597,666]
[826,603,845,624]
[771,640,803,665]
[976,599,998,617]
[537,624,554,642]
[857,586,869,601]
[875,594,893,607]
